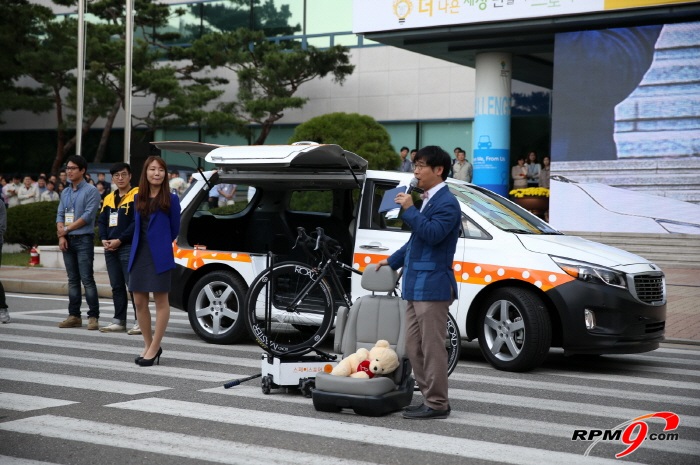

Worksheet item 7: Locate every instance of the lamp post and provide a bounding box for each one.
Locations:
[124,0,134,164]
[76,0,86,157]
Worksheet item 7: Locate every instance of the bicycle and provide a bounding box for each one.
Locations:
[243,227,461,375]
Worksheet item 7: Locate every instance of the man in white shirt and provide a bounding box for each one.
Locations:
[17,175,38,205]
[3,174,22,208]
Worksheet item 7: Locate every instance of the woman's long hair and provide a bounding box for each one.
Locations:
[136,156,171,216]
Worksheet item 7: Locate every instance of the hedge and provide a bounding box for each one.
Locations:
[5,201,101,247]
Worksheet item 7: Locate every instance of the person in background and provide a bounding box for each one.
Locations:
[58,169,67,186]
[96,181,107,201]
[0,175,7,205]
[129,156,180,366]
[18,175,38,205]
[97,172,111,195]
[98,162,138,333]
[539,156,551,189]
[398,146,413,172]
[57,182,66,195]
[511,157,528,189]
[208,182,221,209]
[56,155,102,330]
[168,170,188,198]
[36,176,48,199]
[525,151,541,188]
[218,183,236,206]
[41,180,60,202]
[451,149,473,183]
[0,200,9,323]
[376,146,460,420]
[4,174,22,208]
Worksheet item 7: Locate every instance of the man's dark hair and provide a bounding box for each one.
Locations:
[110,162,131,175]
[400,146,409,152]
[66,155,87,173]
[170,169,180,176]
[454,147,463,152]
[414,146,452,181]
[12,173,21,180]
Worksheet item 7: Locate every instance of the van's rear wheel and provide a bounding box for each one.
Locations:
[477,288,551,372]
[188,270,248,344]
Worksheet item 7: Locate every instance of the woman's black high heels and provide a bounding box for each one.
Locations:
[136,347,162,367]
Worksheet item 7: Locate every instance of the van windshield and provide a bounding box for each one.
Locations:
[449,184,560,235]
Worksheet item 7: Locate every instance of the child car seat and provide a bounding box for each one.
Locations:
[312,264,414,416]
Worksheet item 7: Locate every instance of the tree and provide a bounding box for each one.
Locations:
[182,28,355,145]
[289,113,398,170]
[0,0,55,123]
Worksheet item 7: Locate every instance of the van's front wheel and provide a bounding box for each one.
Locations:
[477,288,551,372]
[188,270,248,344]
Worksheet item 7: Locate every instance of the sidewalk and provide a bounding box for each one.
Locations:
[0,265,697,344]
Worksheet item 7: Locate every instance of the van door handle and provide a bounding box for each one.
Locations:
[360,242,389,251]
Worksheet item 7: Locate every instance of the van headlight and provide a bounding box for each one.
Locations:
[551,257,627,289]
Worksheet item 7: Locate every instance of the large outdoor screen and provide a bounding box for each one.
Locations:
[549,21,700,235]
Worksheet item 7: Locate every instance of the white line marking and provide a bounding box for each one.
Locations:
[0,368,170,395]
[0,392,78,411]
[0,415,376,465]
[106,398,641,465]
[0,349,240,383]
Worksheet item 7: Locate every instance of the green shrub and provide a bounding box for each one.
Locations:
[289,112,399,170]
[6,201,103,246]
[6,201,61,246]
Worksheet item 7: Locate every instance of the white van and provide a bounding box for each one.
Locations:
[157,141,666,372]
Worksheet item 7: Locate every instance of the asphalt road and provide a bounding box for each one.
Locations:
[1,293,699,465]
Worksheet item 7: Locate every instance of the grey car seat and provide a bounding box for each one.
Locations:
[312,264,414,416]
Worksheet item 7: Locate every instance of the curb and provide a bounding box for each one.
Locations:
[2,278,113,299]
[663,338,700,347]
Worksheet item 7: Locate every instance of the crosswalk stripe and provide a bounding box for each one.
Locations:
[0,368,170,395]
[0,455,61,465]
[12,309,193,327]
[0,415,376,465]
[201,380,700,430]
[0,349,242,383]
[448,372,700,405]
[616,353,700,367]
[0,392,78,411]
[106,398,640,465]
[0,335,261,369]
[541,370,700,390]
[447,389,700,428]
[0,322,264,354]
[5,314,195,334]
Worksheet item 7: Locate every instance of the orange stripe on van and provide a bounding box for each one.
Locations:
[174,245,252,271]
[352,253,574,292]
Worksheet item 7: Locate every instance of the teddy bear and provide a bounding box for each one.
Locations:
[330,340,400,379]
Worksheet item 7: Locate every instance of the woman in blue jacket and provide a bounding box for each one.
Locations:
[129,156,180,366]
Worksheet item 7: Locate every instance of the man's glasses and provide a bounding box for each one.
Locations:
[65,166,79,171]
[111,172,129,179]
[414,162,430,170]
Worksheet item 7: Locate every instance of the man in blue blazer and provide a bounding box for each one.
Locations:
[377,145,460,419]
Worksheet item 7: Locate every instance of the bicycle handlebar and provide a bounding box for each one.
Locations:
[295,226,341,256]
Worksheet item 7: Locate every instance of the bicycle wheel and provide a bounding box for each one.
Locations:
[244,261,335,357]
[446,312,461,376]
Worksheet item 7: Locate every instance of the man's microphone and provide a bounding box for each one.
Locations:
[406,177,424,195]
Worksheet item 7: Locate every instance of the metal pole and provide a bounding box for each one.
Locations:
[76,0,85,157]
[124,0,134,163]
